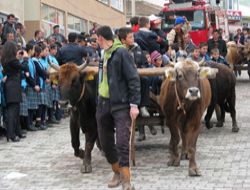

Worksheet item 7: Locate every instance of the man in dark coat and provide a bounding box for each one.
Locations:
[134,16,160,54]
[56,32,91,65]
[96,26,140,190]
[1,14,16,44]
[49,25,66,44]
[208,29,227,57]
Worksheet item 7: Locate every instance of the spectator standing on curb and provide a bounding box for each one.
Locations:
[1,41,29,142]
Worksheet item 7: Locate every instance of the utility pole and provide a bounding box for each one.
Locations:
[131,0,135,17]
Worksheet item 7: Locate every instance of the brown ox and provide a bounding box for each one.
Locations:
[50,61,99,173]
[159,60,218,176]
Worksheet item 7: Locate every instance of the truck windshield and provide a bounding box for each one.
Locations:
[161,10,205,32]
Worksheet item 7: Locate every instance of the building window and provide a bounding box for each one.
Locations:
[0,12,7,24]
[110,0,124,12]
[67,14,88,34]
[97,0,109,5]
[233,0,239,10]
[41,4,65,37]
[228,0,233,9]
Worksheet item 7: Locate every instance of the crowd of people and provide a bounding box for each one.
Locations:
[0,12,245,142]
[0,10,249,190]
[0,14,100,142]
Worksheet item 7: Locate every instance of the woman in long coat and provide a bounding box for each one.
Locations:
[1,41,29,142]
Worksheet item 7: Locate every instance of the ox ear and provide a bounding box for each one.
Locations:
[199,67,219,79]
[164,67,176,81]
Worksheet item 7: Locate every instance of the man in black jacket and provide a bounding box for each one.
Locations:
[96,26,140,190]
[56,32,91,65]
[1,14,16,45]
[134,16,160,54]
[208,29,227,57]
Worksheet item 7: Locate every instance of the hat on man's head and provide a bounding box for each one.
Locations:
[150,50,162,64]
[149,14,161,25]
[175,17,185,25]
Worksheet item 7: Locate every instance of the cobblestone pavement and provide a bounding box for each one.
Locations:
[0,73,250,190]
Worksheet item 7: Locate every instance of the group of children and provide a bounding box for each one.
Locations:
[188,42,228,66]
[0,42,61,141]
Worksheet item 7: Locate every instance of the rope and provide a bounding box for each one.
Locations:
[175,83,186,115]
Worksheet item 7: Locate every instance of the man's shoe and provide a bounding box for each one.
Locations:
[120,167,135,190]
[140,106,150,117]
[108,172,120,188]
[108,162,121,188]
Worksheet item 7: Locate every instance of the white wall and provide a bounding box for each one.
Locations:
[24,0,40,21]
[0,0,24,22]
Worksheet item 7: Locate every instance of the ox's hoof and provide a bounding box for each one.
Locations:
[232,126,239,133]
[74,148,85,159]
[216,121,224,128]
[80,163,92,173]
[181,153,189,160]
[188,168,201,176]
[167,158,180,166]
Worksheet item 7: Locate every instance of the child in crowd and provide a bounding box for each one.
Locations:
[211,48,229,66]
[144,51,152,66]
[118,27,156,141]
[188,46,202,62]
[33,44,49,130]
[199,42,211,61]
[148,50,163,95]
[26,43,40,131]
[48,44,61,124]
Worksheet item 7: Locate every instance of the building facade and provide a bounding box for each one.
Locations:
[1,0,126,41]
[126,0,161,22]
[0,0,24,23]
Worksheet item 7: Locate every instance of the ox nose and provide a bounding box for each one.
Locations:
[189,87,199,97]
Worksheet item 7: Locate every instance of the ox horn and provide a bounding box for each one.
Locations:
[48,61,60,71]
[77,57,90,71]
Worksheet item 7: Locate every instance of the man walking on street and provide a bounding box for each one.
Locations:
[96,26,140,190]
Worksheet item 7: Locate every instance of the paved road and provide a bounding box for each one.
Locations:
[0,73,250,190]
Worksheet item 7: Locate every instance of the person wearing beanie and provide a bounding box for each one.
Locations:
[148,50,163,96]
[167,16,191,50]
[150,50,162,67]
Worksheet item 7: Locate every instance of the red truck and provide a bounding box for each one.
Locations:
[159,0,229,45]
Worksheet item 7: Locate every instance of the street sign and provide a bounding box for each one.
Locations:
[227,10,242,21]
